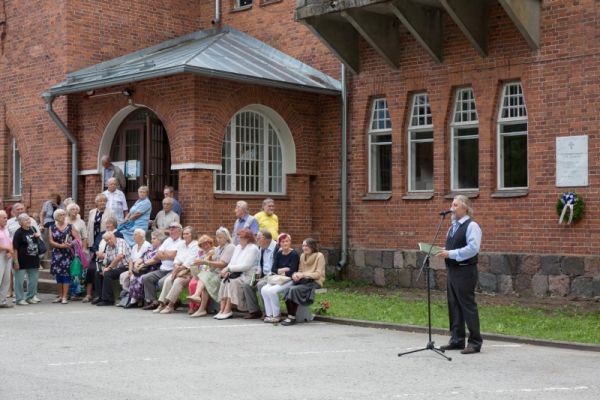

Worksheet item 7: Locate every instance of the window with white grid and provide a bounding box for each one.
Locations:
[368,98,392,193]
[408,93,433,191]
[498,82,528,189]
[451,88,479,190]
[215,110,284,194]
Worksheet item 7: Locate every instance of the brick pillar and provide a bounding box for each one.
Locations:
[176,169,215,231]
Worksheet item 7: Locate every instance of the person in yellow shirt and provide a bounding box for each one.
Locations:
[254,198,279,239]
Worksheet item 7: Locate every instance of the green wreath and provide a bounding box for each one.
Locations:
[555,192,584,223]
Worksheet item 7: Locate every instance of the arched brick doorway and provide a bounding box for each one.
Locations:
[109,108,177,217]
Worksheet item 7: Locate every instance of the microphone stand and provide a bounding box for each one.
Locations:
[398,212,452,361]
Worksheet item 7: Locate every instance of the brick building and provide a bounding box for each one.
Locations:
[1,1,599,297]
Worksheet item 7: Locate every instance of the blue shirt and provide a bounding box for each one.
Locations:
[171,197,182,216]
[447,216,482,262]
[232,214,259,245]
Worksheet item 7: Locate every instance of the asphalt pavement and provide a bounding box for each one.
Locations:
[1,293,598,400]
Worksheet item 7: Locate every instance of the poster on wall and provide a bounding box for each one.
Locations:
[126,160,140,180]
[556,135,588,187]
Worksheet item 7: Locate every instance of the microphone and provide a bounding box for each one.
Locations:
[439,209,453,216]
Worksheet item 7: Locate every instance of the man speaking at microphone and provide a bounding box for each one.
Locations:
[436,195,483,354]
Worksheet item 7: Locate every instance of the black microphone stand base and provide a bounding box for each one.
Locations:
[398,341,452,361]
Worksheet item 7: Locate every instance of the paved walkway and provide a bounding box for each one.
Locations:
[0,294,598,400]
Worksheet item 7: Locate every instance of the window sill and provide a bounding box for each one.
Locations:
[491,189,529,198]
[444,191,479,199]
[214,193,289,201]
[362,193,392,201]
[402,193,434,200]
[3,195,22,203]
[260,0,282,5]
[230,5,252,13]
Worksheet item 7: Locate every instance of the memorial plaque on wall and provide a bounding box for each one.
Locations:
[556,135,588,187]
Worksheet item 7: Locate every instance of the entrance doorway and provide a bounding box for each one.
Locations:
[109,108,177,217]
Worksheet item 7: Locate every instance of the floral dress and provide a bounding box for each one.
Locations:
[128,246,159,301]
[51,224,74,278]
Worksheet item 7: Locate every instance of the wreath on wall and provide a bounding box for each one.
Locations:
[556,192,584,224]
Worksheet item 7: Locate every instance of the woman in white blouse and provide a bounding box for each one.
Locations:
[216,228,260,320]
[119,229,151,296]
[66,203,87,250]
[154,226,199,314]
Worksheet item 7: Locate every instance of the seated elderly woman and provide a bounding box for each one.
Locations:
[118,229,151,304]
[280,238,326,326]
[260,233,299,323]
[187,227,235,318]
[215,228,260,320]
[186,234,215,314]
[154,226,199,314]
[124,230,164,309]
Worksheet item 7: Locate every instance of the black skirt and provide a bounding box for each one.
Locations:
[282,280,320,306]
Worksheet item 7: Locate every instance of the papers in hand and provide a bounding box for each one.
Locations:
[418,242,444,255]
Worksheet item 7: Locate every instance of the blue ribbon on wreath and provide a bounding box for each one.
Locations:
[558,192,577,225]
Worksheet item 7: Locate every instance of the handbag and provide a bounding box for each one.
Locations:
[32,228,47,256]
[267,274,291,285]
[70,256,83,277]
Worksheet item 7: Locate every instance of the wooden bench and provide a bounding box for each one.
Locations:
[295,288,328,322]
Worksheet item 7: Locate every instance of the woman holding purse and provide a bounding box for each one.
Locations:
[260,233,299,323]
[125,230,164,309]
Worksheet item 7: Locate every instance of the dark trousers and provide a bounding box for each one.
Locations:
[446,265,482,349]
[95,266,127,303]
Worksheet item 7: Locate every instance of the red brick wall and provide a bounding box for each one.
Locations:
[339,1,600,255]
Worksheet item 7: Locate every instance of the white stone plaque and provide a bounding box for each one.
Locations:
[556,135,588,187]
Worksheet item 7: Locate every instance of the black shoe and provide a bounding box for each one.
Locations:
[460,346,480,355]
[281,318,296,326]
[440,343,465,351]
[125,302,138,309]
[91,297,100,305]
[96,301,113,306]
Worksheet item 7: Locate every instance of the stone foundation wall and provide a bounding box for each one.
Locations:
[322,248,600,299]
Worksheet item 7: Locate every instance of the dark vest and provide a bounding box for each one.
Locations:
[445,219,478,268]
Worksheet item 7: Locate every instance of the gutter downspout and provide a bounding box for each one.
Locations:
[337,63,348,272]
[212,0,221,25]
[43,93,78,203]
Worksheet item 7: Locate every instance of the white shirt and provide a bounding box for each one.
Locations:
[103,189,128,224]
[174,240,199,268]
[158,237,183,271]
[130,241,152,262]
[228,243,261,282]
[7,217,39,239]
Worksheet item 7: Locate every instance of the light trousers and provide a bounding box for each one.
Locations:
[0,253,11,304]
[14,268,39,302]
[158,274,189,304]
[261,281,293,317]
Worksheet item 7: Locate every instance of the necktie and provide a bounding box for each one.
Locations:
[451,221,460,237]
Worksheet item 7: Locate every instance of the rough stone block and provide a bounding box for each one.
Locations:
[593,278,600,297]
[478,272,497,293]
[520,255,540,275]
[514,274,533,295]
[548,274,570,297]
[373,267,385,287]
[540,255,561,275]
[570,277,593,298]
[490,254,510,274]
[505,254,521,275]
[384,268,400,287]
[393,251,404,268]
[365,250,382,268]
[584,256,600,277]
[532,274,548,297]
[430,255,446,270]
[416,252,426,269]
[435,269,447,290]
[382,251,394,269]
[412,268,428,289]
[353,250,365,268]
[497,275,514,295]
[398,268,412,288]
[326,248,340,267]
[403,251,417,269]
[478,254,490,273]
[346,265,362,282]
[359,266,374,284]
[561,256,584,276]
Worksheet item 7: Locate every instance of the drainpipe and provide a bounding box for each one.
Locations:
[212,0,221,25]
[337,63,348,272]
[42,93,78,203]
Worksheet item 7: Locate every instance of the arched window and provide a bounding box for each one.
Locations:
[368,98,392,193]
[215,109,286,194]
[408,93,433,192]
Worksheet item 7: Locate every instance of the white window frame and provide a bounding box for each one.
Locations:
[368,98,392,193]
[234,0,253,8]
[214,109,286,195]
[450,88,479,191]
[408,93,434,192]
[11,137,22,197]
[497,82,528,189]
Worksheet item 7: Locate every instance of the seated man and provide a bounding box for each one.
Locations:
[141,222,183,310]
[152,197,180,235]
[95,232,131,306]
[242,229,278,319]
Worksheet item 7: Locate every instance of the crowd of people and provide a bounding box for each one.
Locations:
[0,164,325,325]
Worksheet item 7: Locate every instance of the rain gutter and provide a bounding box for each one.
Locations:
[337,63,348,271]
